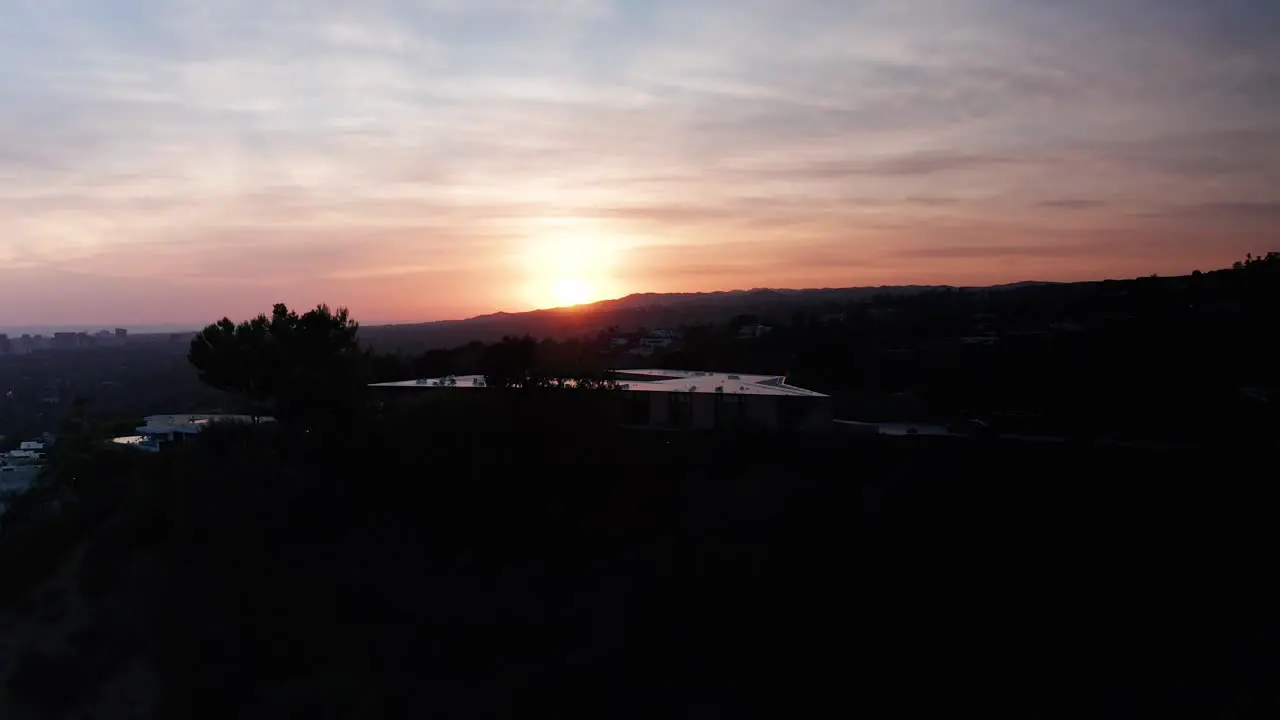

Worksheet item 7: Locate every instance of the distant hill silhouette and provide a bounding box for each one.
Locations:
[358,282,1057,352]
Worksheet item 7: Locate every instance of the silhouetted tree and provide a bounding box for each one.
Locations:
[1233,251,1280,271]
[188,303,363,424]
[481,335,542,389]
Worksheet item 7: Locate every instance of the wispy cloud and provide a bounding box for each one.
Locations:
[1038,200,1108,210]
[1,0,1278,326]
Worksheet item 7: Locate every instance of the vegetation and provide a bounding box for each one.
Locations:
[368,254,1279,444]
[188,303,365,425]
[0,256,1276,716]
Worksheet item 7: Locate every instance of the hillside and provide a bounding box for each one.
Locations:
[4,418,1276,718]
[359,282,1054,353]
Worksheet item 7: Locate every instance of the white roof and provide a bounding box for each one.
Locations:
[371,369,826,397]
[619,370,826,396]
[138,414,275,434]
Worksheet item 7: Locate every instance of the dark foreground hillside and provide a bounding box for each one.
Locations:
[2,412,1276,717]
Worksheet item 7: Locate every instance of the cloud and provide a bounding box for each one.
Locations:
[894,244,1098,260]
[1192,201,1280,220]
[1154,201,1280,223]
[1038,200,1108,210]
[1,0,1278,325]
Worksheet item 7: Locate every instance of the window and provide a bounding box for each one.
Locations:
[716,393,745,428]
[669,393,693,428]
[626,393,650,425]
[779,398,808,431]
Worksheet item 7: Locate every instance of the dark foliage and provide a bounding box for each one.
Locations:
[366,255,1279,445]
[2,255,1277,716]
[188,303,365,424]
[12,412,1263,718]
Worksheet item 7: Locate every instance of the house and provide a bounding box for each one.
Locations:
[5,440,48,462]
[112,414,276,451]
[371,369,833,432]
[0,464,43,516]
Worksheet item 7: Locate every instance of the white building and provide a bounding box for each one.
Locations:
[372,369,833,431]
[737,324,773,340]
[5,440,47,462]
[112,414,276,451]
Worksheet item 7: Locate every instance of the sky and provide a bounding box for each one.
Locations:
[1,0,1278,328]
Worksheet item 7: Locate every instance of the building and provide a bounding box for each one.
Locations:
[11,334,43,354]
[0,333,9,354]
[737,324,773,340]
[113,414,276,451]
[371,369,833,431]
[5,439,48,462]
[0,464,43,515]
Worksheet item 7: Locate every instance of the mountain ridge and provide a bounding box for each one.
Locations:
[386,280,1059,328]
[358,280,1059,352]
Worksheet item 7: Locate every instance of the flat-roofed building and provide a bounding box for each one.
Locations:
[115,414,277,449]
[371,369,832,431]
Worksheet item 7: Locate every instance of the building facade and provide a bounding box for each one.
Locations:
[372,369,833,432]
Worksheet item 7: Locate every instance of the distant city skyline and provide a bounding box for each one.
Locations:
[0,325,191,337]
[2,0,1278,328]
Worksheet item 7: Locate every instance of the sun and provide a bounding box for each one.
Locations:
[516,220,627,309]
[549,277,598,307]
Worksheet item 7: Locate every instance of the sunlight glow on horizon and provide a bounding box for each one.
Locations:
[514,219,626,310]
[1,0,1277,327]
[547,277,601,308]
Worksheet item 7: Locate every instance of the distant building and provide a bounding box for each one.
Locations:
[52,332,78,350]
[639,337,673,349]
[113,414,277,452]
[0,464,43,515]
[737,324,772,340]
[0,334,9,354]
[115,328,128,342]
[371,369,833,432]
[5,439,48,462]
[14,334,47,353]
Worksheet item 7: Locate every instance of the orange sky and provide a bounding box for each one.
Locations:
[2,0,1278,328]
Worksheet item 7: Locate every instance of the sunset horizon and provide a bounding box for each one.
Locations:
[3,0,1277,329]
[0,252,1256,335]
